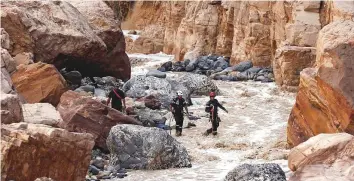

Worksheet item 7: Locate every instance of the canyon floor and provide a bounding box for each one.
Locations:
[112,53,296,181]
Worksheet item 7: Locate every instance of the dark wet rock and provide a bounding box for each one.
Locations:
[212,57,229,70]
[207,55,219,61]
[91,157,105,169]
[185,63,196,72]
[224,163,286,181]
[146,70,166,79]
[246,67,262,74]
[159,61,172,72]
[61,70,82,85]
[88,165,100,175]
[231,61,253,72]
[107,124,192,169]
[75,85,95,94]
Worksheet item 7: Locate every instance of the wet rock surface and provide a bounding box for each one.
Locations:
[224,163,286,181]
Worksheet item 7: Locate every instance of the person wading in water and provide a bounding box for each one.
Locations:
[170,91,189,137]
[106,86,126,113]
[204,91,228,136]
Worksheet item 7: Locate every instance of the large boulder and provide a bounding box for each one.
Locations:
[106,124,192,169]
[0,93,23,124]
[288,133,354,181]
[123,73,218,107]
[11,62,67,106]
[287,21,354,147]
[224,163,286,181]
[57,91,142,151]
[22,103,63,127]
[1,1,130,80]
[1,123,94,181]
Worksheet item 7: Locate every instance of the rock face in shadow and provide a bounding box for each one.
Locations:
[1,123,95,181]
[106,124,192,169]
[288,133,354,181]
[1,1,131,80]
[287,20,354,147]
[57,90,142,151]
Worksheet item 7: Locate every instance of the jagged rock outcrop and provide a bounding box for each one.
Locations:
[1,123,94,181]
[11,62,67,106]
[57,91,142,151]
[288,133,354,181]
[287,20,354,147]
[1,1,131,80]
[107,124,192,169]
[0,93,23,124]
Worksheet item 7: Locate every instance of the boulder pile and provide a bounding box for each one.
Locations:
[157,55,274,82]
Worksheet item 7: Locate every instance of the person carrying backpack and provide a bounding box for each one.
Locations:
[107,86,126,113]
[204,92,228,136]
[170,91,189,137]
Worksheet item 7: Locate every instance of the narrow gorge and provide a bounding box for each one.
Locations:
[1,1,353,181]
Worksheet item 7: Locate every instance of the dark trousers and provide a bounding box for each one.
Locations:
[174,113,184,133]
[207,114,219,133]
[113,106,123,112]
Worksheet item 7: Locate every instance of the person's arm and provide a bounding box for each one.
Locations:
[217,100,228,113]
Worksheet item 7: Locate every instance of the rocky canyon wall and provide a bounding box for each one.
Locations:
[124,0,350,90]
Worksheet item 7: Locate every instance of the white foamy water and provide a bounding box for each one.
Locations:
[123,30,141,41]
[112,54,296,181]
[128,52,174,76]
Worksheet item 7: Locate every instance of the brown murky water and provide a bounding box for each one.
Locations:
[113,54,296,181]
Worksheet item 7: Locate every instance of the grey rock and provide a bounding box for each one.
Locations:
[235,72,248,81]
[62,70,82,85]
[159,61,172,72]
[75,85,95,94]
[255,76,266,81]
[224,163,286,181]
[185,63,195,72]
[246,67,262,74]
[146,70,167,78]
[89,165,100,175]
[107,124,192,170]
[92,157,105,169]
[231,61,253,72]
[212,58,229,70]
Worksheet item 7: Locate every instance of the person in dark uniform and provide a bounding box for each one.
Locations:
[170,91,189,137]
[106,87,126,112]
[204,92,228,136]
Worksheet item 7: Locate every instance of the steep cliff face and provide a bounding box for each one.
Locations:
[287,20,354,147]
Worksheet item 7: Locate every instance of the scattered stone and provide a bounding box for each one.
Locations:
[107,124,192,169]
[231,61,253,72]
[75,85,95,94]
[224,163,286,181]
[146,70,167,78]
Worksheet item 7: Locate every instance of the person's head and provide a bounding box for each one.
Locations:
[176,91,183,99]
[209,92,216,100]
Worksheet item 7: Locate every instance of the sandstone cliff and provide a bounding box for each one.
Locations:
[123,0,354,90]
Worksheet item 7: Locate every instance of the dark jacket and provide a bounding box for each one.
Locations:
[170,97,187,115]
[205,99,226,114]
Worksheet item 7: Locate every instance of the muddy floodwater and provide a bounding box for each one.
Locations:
[112,53,296,181]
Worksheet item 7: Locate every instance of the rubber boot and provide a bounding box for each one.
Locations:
[203,128,212,136]
[212,131,217,136]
